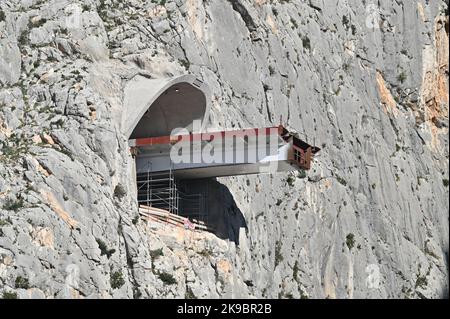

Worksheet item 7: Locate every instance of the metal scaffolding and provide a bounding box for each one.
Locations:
[137,163,179,214]
[136,162,207,224]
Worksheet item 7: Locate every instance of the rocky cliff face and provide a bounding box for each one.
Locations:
[0,0,448,299]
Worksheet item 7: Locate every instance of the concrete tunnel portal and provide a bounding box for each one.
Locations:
[124,74,211,139]
[124,74,222,233]
[124,74,320,239]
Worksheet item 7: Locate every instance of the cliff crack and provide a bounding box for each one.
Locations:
[227,0,258,37]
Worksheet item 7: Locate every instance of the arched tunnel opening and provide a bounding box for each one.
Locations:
[125,75,246,243]
[129,81,207,139]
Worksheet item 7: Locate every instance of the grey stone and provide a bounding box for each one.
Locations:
[0,0,448,300]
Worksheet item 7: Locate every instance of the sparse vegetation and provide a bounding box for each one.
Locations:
[113,184,126,200]
[198,249,212,258]
[335,175,347,186]
[342,15,350,29]
[110,271,125,289]
[3,197,24,212]
[415,275,428,289]
[299,286,309,299]
[185,287,196,299]
[443,179,449,187]
[158,272,177,285]
[302,36,311,51]
[293,260,299,281]
[96,238,115,258]
[150,248,164,260]
[346,233,355,250]
[0,9,5,22]
[0,219,10,226]
[287,175,295,187]
[132,215,140,225]
[31,17,47,28]
[179,59,190,70]
[15,276,30,289]
[269,65,276,75]
[290,18,298,29]
[275,241,283,266]
[297,170,307,179]
[2,291,17,299]
[397,71,407,83]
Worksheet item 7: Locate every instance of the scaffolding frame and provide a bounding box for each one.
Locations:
[137,162,206,224]
[137,162,179,214]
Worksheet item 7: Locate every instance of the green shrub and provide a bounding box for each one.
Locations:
[15,276,29,289]
[275,241,283,266]
[443,179,449,187]
[96,239,115,258]
[110,271,125,289]
[397,71,407,83]
[113,184,126,200]
[200,248,215,258]
[302,36,311,51]
[0,10,5,22]
[297,170,307,179]
[287,176,295,187]
[346,233,355,250]
[158,272,177,285]
[0,219,10,226]
[3,197,24,212]
[299,287,309,299]
[415,275,428,289]
[31,18,47,28]
[179,59,190,70]
[335,175,347,186]
[293,260,299,281]
[290,18,298,29]
[342,15,349,28]
[2,291,17,299]
[268,65,275,75]
[150,248,164,260]
[185,287,196,299]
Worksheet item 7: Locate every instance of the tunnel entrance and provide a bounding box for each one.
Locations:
[126,74,215,232]
[129,81,207,139]
[126,74,320,241]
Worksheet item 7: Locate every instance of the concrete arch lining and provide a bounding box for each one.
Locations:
[123,74,211,139]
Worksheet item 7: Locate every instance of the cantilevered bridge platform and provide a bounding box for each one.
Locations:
[129,125,320,180]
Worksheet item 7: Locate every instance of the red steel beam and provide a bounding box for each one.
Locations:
[131,126,284,147]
